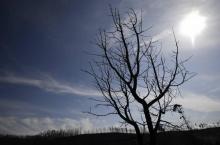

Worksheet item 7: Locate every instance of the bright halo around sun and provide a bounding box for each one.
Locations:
[180,10,206,45]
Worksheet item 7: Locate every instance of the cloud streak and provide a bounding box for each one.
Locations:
[0,72,101,97]
[0,117,93,135]
[175,92,220,112]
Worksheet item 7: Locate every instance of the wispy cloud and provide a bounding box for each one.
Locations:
[0,98,79,117]
[152,29,172,42]
[197,74,220,82]
[175,92,220,112]
[0,72,101,97]
[192,74,220,96]
[0,117,93,135]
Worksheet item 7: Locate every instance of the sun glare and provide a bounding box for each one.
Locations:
[180,10,206,45]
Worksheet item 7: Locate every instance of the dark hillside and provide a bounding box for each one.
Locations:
[0,127,220,145]
[0,133,137,145]
[157,127,220,145]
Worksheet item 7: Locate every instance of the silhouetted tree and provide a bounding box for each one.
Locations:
[86,7,194,145]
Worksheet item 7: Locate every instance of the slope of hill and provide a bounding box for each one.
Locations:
[0,127,220,145]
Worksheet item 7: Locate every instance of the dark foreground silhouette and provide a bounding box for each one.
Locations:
[1,127,220,145]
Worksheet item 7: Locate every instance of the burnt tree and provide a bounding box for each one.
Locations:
[86,7,194,145]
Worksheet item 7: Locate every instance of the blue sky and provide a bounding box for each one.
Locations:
[0,0,220,135]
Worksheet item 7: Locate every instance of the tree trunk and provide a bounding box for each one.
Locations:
[143,108,157,145]
[137,132,143,145]
[149,131,157,145]
[134,124,143,145]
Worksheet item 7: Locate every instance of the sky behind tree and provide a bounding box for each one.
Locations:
[0,0,220,135]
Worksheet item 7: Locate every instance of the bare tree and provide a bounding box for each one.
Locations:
[86,7,194,145]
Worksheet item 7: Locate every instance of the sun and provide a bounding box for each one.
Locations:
[180,10,206,44]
